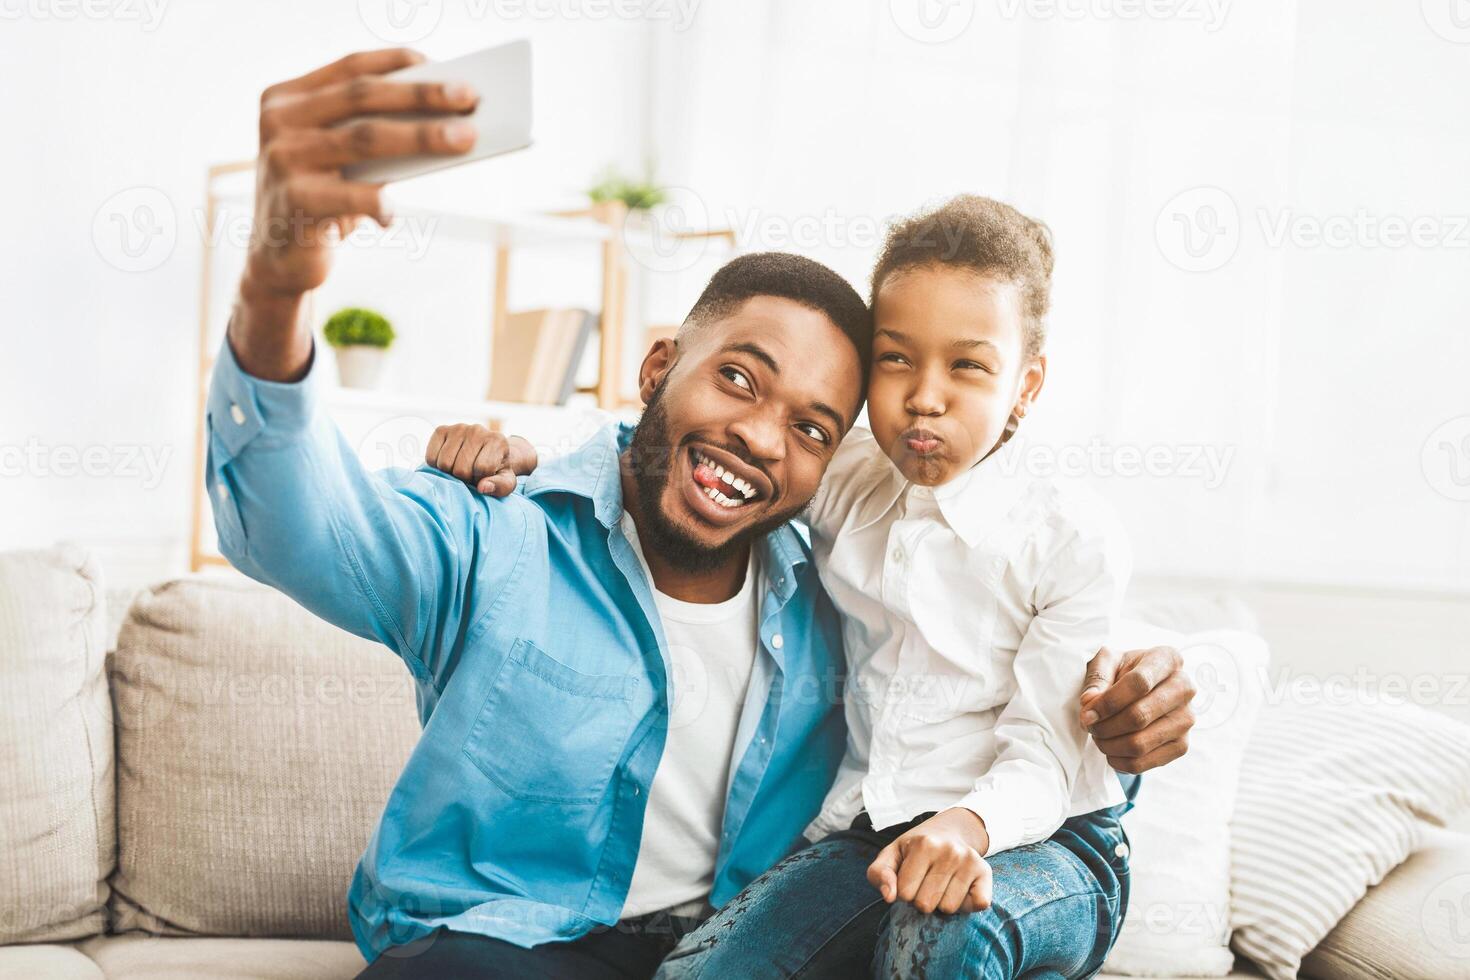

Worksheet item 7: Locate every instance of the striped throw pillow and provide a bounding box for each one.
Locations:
[1229,698,1470,979]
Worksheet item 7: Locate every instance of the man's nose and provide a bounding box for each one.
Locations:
[728,412,786,464]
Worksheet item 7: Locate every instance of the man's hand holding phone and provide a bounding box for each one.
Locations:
[232,48,481,381]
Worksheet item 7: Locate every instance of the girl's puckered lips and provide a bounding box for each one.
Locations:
[900,428,944,455]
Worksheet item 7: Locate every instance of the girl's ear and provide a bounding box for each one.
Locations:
[637,338,678,405]
[1014,354,1047,418]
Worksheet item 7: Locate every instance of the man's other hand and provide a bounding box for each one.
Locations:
[1080,646,1196,774]
[425,424,538,497]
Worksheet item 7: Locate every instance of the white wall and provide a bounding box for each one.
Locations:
[646,0,1470,595]
[3,0,1467,600]
[0,1,660,581]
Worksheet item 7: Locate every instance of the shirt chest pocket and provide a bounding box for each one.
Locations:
[462,638,643,805]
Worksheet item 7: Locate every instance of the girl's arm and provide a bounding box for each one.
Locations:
[957,510,1133,856]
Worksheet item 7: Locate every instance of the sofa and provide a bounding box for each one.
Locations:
[2,545,1467,979]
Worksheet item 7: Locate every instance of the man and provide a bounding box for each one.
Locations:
[208,48,1196,978]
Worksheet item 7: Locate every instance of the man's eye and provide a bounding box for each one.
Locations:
[797,423,830,444]
[720,366,752,390]
[955,360,992,373]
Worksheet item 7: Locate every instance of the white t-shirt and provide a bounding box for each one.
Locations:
[619,512,761,918]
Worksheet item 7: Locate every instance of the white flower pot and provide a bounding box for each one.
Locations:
[332,345,389,390]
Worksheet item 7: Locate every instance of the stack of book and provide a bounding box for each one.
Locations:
[488,308,598,405]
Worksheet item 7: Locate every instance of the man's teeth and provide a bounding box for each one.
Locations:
[703,485,743,509]
[693,451,757,500]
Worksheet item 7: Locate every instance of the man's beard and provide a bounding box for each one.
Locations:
[626,380,807,574]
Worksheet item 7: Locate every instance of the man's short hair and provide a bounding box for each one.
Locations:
[682,252,873,386]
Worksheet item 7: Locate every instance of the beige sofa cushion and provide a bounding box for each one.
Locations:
[109,572,420,939]
[77,935,365,979]
[0,944,104,980]
[0,547,114,943]
[1302,824,1470,979]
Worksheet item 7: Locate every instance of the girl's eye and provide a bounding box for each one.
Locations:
[878,352,908,365]
[797,423,830,444]
[721,366,752,391]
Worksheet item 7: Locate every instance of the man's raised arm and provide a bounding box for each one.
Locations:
[206,51,501,689]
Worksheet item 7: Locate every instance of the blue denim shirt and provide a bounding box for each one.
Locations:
[205,341,848,960]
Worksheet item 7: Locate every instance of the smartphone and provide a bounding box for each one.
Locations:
[342,40,533,184]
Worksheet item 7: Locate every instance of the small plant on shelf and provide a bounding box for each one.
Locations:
[323,307,395,390]
[586,166,667,211]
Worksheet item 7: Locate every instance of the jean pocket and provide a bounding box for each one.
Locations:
[462,638,640,805]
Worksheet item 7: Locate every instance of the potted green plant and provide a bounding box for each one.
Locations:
[323,307,395,390]
[586,166,668,212]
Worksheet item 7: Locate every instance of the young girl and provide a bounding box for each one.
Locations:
[433,196,1134,979]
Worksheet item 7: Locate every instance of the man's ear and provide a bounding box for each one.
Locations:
[638,337,678,406]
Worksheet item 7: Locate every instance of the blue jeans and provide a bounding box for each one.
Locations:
[655,801,1132,980]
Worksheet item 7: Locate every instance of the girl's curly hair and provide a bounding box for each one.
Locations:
[871,194,1054,357]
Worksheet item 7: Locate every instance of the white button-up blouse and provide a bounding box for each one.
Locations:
[804,427,1130,855]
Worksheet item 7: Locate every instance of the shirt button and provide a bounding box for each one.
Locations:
[215,484,229,501]
[229,403,246,425]
[891,548,904,563]
[771,633,784,650]
[1114,842,1129,859]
